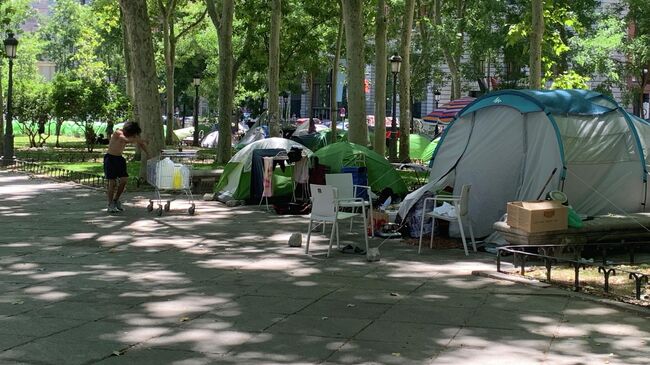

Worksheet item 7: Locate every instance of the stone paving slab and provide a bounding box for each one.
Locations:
[0,338,120,365]
[324,338,441,365]
[1,171,650,365]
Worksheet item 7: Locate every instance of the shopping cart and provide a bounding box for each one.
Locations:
[146,150,197,216]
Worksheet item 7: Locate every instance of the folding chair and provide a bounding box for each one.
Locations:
[325,173,374,237]
[418,184,477,255]
[305,184,369,257]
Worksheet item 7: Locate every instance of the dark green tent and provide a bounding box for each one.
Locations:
[313,142,408,195]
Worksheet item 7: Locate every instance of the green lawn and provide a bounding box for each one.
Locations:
[15,135,89,149]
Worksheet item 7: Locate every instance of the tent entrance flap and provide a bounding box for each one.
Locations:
[251,149,285,201]
[452,107,529,237]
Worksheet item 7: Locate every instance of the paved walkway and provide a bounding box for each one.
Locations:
[0,170,648,365]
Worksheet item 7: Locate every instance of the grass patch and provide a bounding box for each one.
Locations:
[15,135,88,149]
[515,264,650,307]
[398,169,428,191]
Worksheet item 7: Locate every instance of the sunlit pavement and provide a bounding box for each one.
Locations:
[0,170,648,365]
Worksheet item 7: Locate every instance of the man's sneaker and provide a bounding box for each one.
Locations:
[113,200,124,211]
[107,203,119,213]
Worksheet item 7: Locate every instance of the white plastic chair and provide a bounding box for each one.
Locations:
[418,184,476,255]
[305,184,369,257]
[325,173,374,237]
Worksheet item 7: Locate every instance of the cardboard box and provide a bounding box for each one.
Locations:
[507,200,568,233]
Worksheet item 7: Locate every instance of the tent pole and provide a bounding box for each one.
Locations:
[643,179,648,212]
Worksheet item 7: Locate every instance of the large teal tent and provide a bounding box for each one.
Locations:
[401,89,650,237]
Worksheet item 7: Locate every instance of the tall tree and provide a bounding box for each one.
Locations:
[330,5,343,144]
[341,0,367,145]
[268,0,281,137]
[206,0,234,163]
[120,8,135,112]
[626,0,650,116]
[398,0,415,162]
[373,0,387,155]
[119,0,164,177]
[530,0,544,88]
[433,0,465,99]
[40,0,84,73]
[156,0,207,145]
[0,0,31,153]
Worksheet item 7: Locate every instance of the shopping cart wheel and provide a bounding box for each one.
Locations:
[147,200,153,212]
[156,205,163,216]
[164,201,171,212]
[188,204,196,216]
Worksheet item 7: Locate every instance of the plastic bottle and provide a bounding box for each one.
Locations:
[172,167,182,189]
[157,158,175,188]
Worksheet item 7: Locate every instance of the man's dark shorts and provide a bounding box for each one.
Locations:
[103,154,128,180]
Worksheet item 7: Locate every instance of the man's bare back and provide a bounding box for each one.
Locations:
[106,130,129,156]
[106,129,147,157]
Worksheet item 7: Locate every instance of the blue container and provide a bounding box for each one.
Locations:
[341,166,369,200]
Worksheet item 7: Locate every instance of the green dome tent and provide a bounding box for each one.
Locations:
[215,138,313,202]
[313,142,408,195]
[420,137,440,165]
[397,134,431,161]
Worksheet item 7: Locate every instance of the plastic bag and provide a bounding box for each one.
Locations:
[567,206,583,228]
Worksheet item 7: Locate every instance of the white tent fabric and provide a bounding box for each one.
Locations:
[293,122,328,136]
[201,131,219,148]
[400,90,650,239]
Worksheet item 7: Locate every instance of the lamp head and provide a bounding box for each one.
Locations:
[4,32,18,59]
[389,54,402,74]
[434,89,441,101]
[193,74,201,86]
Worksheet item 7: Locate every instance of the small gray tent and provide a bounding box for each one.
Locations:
[399,89,650,237]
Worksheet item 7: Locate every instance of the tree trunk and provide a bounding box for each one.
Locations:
[268,0,281,138]
[434,0,462,99]
[341,0,367,145]
[207,0,234,164]
[373,0,387,156]
[330,6,343,145]
[121,7,136,121]
[163,14,176,145]
[398,0,415,162]
[55,119,62,147]
[0,65,3,154]
[306,72,314,131]
[120,0,164,178]
[530,0,544,89]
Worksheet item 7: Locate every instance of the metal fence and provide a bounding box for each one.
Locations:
[6,160,106,188]
[497,242,649,300]
[16,151,104,163]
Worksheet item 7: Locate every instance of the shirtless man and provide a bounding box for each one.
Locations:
[104,122,148,213]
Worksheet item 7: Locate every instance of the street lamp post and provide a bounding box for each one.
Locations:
[180,92,186,128]
[281,91,289,123]
[433,89,441,135]
[192,75,201,146]
[434,89,441,109]
[2,32,18,167]
[389,53,402,161]
[639,68,648,119]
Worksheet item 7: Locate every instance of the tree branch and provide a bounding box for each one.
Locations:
[205,0,221,31]
[176,8,207,40]
[157,0,166,14]
[233,21,257,80]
